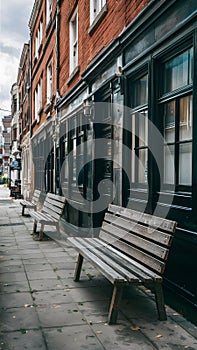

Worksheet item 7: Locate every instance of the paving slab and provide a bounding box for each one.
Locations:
[29,278,64,292]
[91,322,156,350]
[0,292,33,309]
[36,302,86,327]
[26,269,58,280]
[0,307,39,332]
[0,330,46,350]
[0,281,30,293]
[32,289,73,305]
[0,271,27,283]
[44,325,104,350]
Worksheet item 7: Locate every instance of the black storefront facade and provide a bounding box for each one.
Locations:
[33,0,197,323]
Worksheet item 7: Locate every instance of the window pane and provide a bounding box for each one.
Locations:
[164,100,175,143]
[72,138,76,182]
[132,74,148,108]
[164,144,175,184]
[164,49,192,93]
[138,110,148,146]
[179,95,192,141]
[179,142,192,185]
[189,47,193,85]
[138,149,148,183]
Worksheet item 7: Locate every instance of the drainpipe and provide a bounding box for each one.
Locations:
[56,0,60,100]
[55,0,61,194]
[29,30,33,195]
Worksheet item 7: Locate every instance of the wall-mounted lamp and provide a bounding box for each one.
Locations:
[83,99,91,117]
[83,98,94,119]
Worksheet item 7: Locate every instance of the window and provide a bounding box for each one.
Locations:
[90,0,106,25]
[130,73,148,184]
[46,0,52,25]
[163,48,193,93]
[69,8,78,74]
[161,47,193,188]
[47,61,52,103]
[61,114,85,200]
[13,94,17,113]
[34,77,42,121]
[35,20,43,58]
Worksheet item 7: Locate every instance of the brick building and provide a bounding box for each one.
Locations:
[1,115,12,178]
[29,0,57,195]
[16,0,197,321]
[17,43,31,199]
[10,83,21,191]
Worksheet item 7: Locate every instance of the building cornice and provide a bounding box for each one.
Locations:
[28,0,42,32]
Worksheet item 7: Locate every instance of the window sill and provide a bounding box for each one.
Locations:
[66,65,80,86]
[88,4,107,36]
[44,101,52,114]
[38,43,43,55]
[33,57,37,66]
[46,16,52,34]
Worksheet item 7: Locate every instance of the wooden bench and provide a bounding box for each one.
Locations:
[20,189,41,216]
[68,204,177,324]
[30,192,66,241]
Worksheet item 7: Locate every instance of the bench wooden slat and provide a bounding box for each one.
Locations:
[46,193,66,203]
[31,211,58,223]
[44,197,65,210]
[73,237,141,283]
[68,237,127,284]
[109,204,176,233]
[20,200,36,207]
[99,230,165,274]
[20,189,41,215]
[42,202,62,217]
[104,213,172,247]
[89,238,162,281]
[102,221,169,260]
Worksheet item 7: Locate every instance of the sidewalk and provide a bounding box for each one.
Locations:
[0,185,197,350]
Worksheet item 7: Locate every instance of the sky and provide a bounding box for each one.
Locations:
[0,0,34,121]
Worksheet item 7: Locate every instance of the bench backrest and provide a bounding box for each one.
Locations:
[31,189,41,205]
[42,193,66,220]
[99,204,177,275]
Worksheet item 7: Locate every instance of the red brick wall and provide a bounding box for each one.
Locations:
[18,45,30,138]
[31,0,56,136]
[30,0,152,136]
[59,0,152,96]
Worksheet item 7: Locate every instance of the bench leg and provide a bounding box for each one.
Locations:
[154,282,167,321]
[33,220,37,234]
[108,285,123,325]
[39,224,44,241]
[22,205,25,216]
[56,222,61,239]
[74,254,84,282]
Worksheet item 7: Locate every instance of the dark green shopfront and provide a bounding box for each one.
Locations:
[32,0,197,323]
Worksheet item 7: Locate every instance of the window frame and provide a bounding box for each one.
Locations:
[69,7,78,75]
[34,77,43,122]
[157,43,194,192]
[128,69,149,186]
[46,0,52,26]
[47,60,53,104]
[89,0,107,35]
[90,0,107,25]
[35,20,43,58]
